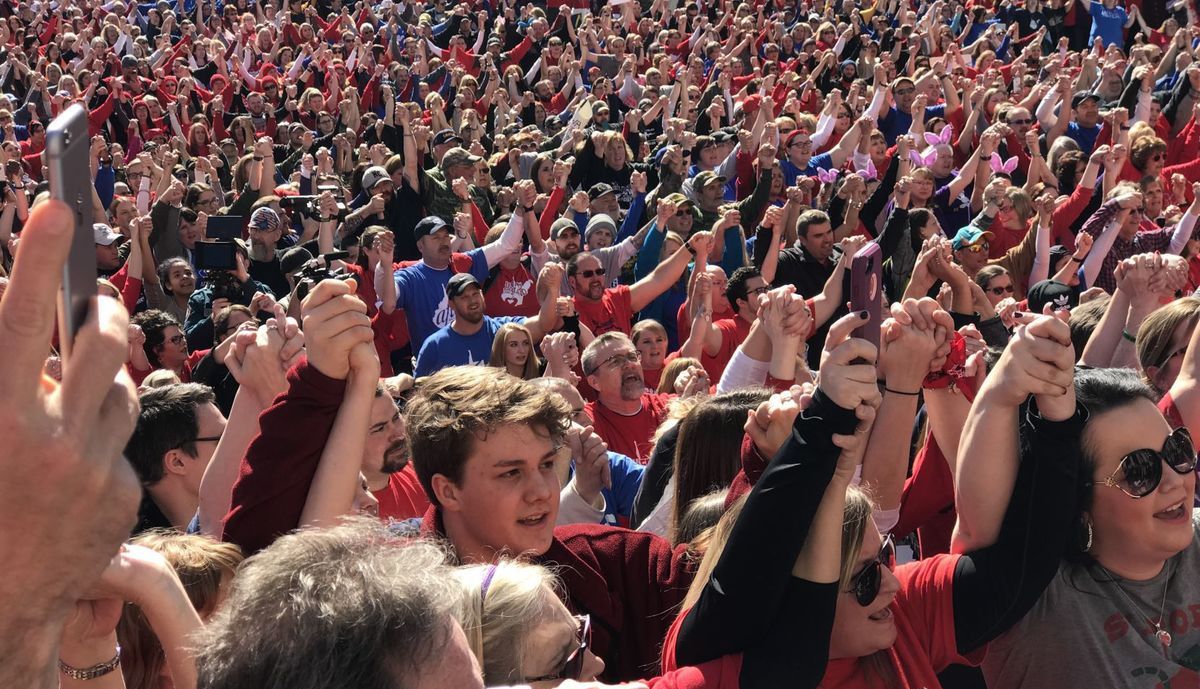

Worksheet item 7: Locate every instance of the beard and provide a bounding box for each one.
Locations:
[380,439,410,474]
[619,371,644,400]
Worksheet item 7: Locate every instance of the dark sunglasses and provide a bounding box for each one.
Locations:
[989,284,1014,296]
[525,615,591,683]
[1008,118,1033,126]
[1089,427,1196,499]
[848,533,895,606]
[577,267,606,279]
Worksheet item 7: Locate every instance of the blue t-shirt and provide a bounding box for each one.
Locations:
[1065,121,1102,154]
[394,250,490,351]
[567,452,647,527]
[781,152,833,187]
[1088,2,1127,48]
[878,104,947,145]
[413,315,525,377]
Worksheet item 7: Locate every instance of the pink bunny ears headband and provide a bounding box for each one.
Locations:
[816,168,840,184]
[989,152,1018,175]
[855,159,878,181]
[909,125,955,168]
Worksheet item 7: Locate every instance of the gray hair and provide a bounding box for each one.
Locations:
[195,519,459,689]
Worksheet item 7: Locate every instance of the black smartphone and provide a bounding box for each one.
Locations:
[194,240,238,271]
[46,104,95,363]
[205,215,244,240]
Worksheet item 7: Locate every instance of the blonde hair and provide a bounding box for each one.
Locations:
[657,356,703,394]
[488,322,542,380]
[118,531,244,689]
[1137,296,1200,396]
[452,560,570,685]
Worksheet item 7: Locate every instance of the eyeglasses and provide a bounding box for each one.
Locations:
[747,286,769,297]
[577,267,606,279]
[848,533,895,606]
[192,432,223,443]
[789,140,813,151]
[1151,153,1165,161]
[989,284,1014,295]
[1088,427,1196,499]
[588,350,641,374]
[524,615,591,683]
[167,334,186,345]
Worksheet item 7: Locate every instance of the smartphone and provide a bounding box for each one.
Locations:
[46,104,95,363]
[205,215,244,240]
[847,241,882,352]
[194,240,238,271]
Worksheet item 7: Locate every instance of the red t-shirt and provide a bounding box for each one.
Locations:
[895,434,957,558]
[372,465,431,521]
[677,300,736,344]
[576,285,636,336]
[129,349,207,387]
[643,366,663,392]
[585,391,673,463]
[699,317,752,382]
[484,262,539,317]
[662,554,978,689]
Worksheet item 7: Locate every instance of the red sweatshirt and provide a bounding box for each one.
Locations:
[418,507,695,683]
[221,359,695,683]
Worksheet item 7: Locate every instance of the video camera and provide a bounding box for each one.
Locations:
[294,251,352,302]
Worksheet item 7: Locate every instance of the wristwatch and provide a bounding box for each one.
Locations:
[521,204,536,213]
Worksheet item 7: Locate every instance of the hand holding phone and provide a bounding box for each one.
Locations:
[46,104,94,363]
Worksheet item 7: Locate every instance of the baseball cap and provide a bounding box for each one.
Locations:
[120,54,139,69]
[446,272,481,298]
[1049,244,1071,266]
[712,129,737,144]
[361,165,391,191]
[93,223,123,246]
[414,216,450,239]
[662,192,694,208]
[585,213,617,241]
[693,170,727,190]
[550,217,580,240]
[1071,91,1100,109]
[950,227,994,251]
[433,128,463,147]
[249,206,281,233]
[1027,279,1078,313]
[441,146,482,170]
[588,183,616,202]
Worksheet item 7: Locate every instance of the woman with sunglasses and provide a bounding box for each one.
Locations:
[958,344,1200,689]
[666,312,1085,689]
[974,265,1015,308]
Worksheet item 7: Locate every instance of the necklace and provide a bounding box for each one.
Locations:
[1098,563,1174,648]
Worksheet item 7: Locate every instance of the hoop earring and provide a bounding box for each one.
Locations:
[1083,518,1094,553]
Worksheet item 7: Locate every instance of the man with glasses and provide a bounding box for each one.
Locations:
[581,332,678,463]
[568,231,713,337]
[780,123,863,187]
[878,75,956,146]
[951,227,995,279]
[125,383,227,533]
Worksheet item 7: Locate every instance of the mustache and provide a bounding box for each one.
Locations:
[381,439,410,473]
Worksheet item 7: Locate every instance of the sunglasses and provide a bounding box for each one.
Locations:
[525,615,591,683]
[989,284,1014,295]
[1008,118,1032,126]
[577,267,606,279]
[1089,427,1196,499]
[962,242,990,254]
[848,533,895,606]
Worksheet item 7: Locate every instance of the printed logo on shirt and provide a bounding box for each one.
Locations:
[501,278,532,306]
[1104,608,1200,686]
[433,292,454,330]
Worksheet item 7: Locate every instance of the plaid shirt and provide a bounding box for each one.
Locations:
[1092,202,1183,293]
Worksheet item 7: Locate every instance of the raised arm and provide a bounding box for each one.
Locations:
[629,231,715,313]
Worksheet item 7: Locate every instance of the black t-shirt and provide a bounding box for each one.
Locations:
[250,250,290,298]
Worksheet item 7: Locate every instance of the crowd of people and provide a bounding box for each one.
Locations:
[6,0,1200,686]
